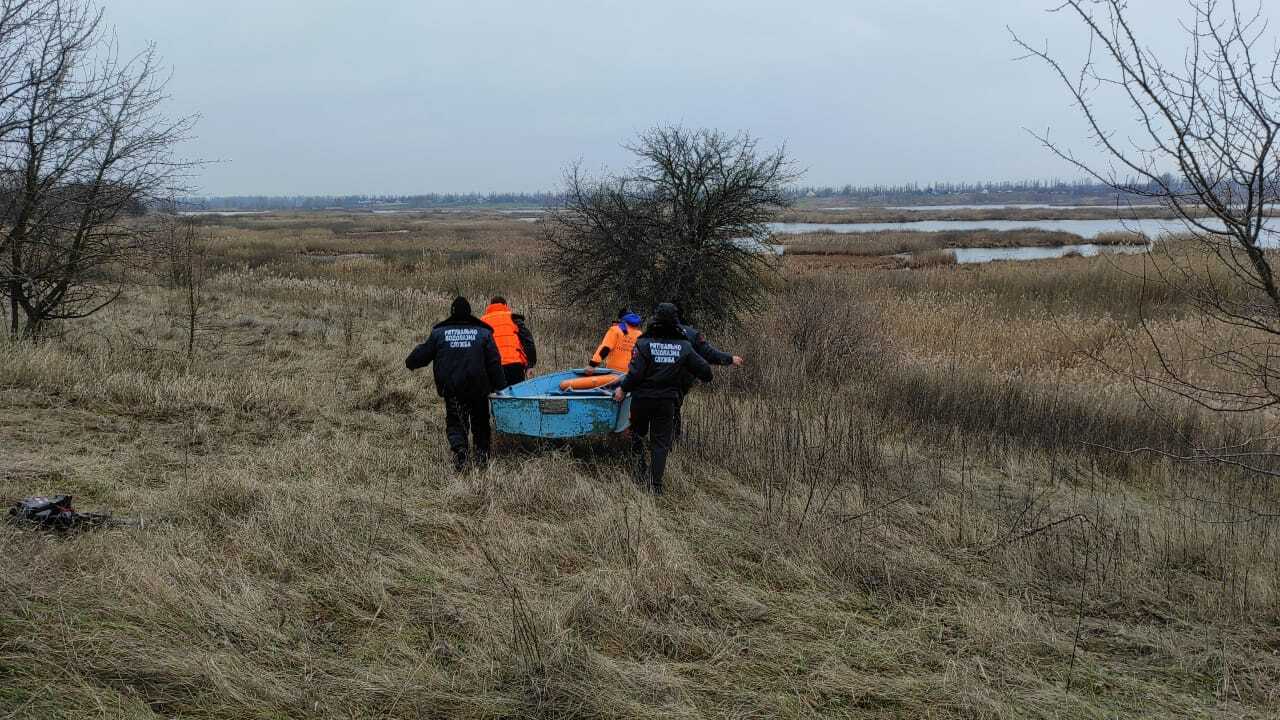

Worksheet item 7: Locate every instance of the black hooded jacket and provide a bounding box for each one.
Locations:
[674,323,733,394]
[620,323,713,400]
[405,314,506,398]
[512,313,538,368]
[679,324,734,366]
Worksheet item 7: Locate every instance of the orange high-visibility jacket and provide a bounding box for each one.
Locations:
[590,323,639,373]
[481,303,527,367]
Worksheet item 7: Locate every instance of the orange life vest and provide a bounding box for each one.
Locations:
[481,303,527,366]
[591,324,639,373]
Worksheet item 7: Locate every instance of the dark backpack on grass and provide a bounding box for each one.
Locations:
[9,495,90,529]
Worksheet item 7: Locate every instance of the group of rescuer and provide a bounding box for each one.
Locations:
[404,296,742,493]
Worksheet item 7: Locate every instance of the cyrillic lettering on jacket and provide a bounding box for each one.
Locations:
[650,342,682,364]
[445,328,478,348]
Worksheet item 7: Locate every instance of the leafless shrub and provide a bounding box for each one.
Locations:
[541,126,798,329]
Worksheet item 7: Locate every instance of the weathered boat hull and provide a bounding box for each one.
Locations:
[490,369,632,439]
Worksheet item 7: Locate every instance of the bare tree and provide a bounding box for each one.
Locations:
[153,214,218,361]
[541,126,798,329]
[0,0,195,340]
[1012,1,1280,478]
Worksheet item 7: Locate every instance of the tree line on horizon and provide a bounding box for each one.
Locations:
[170,178,1181,213]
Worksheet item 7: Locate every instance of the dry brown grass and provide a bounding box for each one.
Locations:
[903,249,958,269]
[2,212,1278,718]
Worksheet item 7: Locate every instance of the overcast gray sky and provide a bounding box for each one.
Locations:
[108,0,1187,196]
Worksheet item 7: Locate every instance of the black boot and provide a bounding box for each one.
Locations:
[452,449,468,472]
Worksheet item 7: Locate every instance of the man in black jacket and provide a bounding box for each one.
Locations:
[406,296,507,470]
[675,303,744,440]
[613,303,713,495]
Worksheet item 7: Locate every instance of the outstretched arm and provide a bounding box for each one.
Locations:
[690,330,735,366]
[686,346,714,383]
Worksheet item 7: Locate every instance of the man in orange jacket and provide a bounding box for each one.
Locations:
[588,308,642,373]
[480,297,537,388]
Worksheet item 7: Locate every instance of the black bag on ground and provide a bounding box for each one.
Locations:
[8,495,97,529]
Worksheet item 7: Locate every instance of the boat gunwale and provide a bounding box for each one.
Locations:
[490,368,623,401]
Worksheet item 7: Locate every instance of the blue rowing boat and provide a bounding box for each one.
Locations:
[490,369,632,438]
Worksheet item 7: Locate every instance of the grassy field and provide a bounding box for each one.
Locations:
[2,212,1279,718]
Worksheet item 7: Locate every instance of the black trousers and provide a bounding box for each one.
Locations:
[444,394,491,460]
[630,397,676,492]
[673,390,687,439]
[502,363,526,389]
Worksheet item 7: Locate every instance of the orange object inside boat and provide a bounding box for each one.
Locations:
[558,374,618,391]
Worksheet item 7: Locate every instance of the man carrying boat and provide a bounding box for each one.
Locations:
[480,297,538,387]
[612,303,713,495]
[587,308,642,373]
[406,296,507,471]
[675,302,744,439]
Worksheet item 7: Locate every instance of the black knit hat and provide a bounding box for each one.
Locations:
[450,296,472,317]
[654,302,679,326]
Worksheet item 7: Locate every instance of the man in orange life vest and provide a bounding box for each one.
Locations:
[480,297,538,388]
[587,308,642,373]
